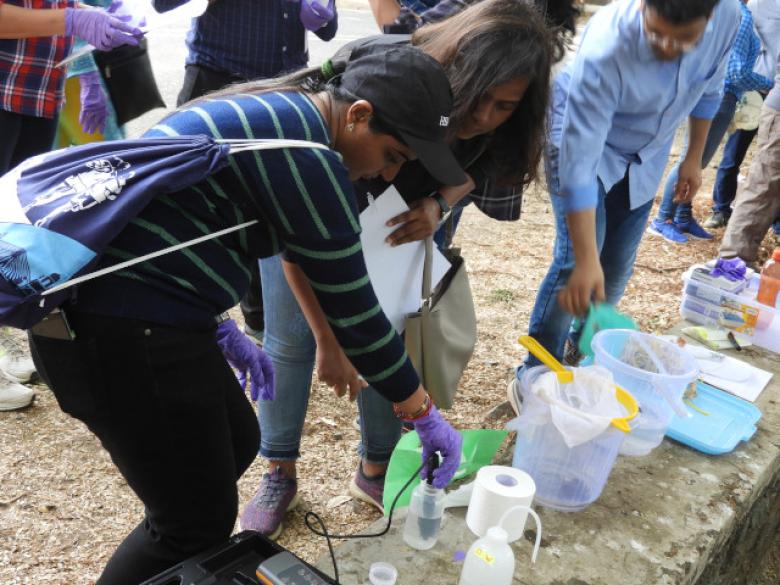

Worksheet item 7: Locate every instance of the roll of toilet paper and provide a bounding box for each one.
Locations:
[466,465,536,543]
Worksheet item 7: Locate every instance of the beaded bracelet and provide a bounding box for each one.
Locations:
[393,392,433,422]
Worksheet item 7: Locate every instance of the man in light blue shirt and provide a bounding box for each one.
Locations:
[516,0,740,375]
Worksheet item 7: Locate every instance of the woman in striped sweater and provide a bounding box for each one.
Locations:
[29,45,463,585]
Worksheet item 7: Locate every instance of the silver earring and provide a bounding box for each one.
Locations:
[346,122,355,132]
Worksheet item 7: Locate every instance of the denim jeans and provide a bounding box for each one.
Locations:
[655,92,737,223]
[519,146,654,376]
[712,126,758,214]
[257,254,401,464]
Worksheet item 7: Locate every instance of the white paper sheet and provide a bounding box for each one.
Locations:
[659,334,773,402]
[359,187,450,334]
[700,357,773,403]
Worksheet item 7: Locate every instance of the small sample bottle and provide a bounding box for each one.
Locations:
[402,482,445,550]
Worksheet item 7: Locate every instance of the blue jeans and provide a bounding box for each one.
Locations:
[519,147,654,374]
[712,126,758,214]
[655,92,737,223]
[257,254,401,464]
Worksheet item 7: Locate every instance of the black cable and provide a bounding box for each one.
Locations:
[304,455,434,584]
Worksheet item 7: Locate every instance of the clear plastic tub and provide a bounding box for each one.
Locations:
[510,366,630,512]
[680,268,779,352]
[592,330,699,456]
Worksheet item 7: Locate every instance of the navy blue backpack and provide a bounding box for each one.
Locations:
[0,135,326,329]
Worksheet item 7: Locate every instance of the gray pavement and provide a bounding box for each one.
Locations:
[125,5,378,137]
[315,328,780,585]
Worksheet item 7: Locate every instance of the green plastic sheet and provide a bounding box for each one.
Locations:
[382,428,509,514]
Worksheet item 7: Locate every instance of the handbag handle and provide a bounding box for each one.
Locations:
[421,236,434,304]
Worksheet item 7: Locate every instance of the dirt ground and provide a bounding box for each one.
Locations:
[1,142,778,583]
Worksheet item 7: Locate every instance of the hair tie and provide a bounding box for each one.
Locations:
[321,59,336,81]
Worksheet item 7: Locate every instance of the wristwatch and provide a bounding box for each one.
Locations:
[430,192,452,222]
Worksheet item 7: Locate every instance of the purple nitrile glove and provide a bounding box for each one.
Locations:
[78,71,108,135]
[413,405,462,489]
[215,319,276,401]
[299,0,335,32]
[710,257,747,282]
[65,6,141,51]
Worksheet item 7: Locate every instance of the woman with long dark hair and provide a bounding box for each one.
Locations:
[242,0,568,539]
[28,45,464,585]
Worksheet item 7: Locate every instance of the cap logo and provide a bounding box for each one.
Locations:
[439,116,450,127]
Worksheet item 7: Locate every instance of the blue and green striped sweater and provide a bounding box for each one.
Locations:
[76,91,419,401]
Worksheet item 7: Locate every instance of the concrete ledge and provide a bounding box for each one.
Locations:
[317,325,780,585]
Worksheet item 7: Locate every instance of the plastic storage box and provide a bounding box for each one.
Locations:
[680,268,779,352]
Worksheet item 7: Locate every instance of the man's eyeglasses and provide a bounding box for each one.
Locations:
[645,29,699,52]
[642,5,702,53]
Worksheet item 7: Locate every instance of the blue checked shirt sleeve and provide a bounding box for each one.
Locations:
[557,54,621,213]
[725,7,774,95]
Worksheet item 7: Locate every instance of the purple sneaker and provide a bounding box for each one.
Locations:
[647,219,688,244]
[675,218,713,240]
[349,463,385,514]
[240,468,299,540]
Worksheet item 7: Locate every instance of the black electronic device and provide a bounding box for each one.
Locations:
[141,531,337,585]
[256,551,331,585]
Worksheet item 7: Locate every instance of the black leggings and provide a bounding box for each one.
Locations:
[0,109,58,174]
[30,310,260,585]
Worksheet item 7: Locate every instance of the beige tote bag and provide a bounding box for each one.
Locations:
[404,236,476,409]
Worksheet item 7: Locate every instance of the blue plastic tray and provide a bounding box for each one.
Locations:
[666,381,762,455]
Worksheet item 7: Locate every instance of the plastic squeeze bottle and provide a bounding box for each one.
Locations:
[458,526,515,585]
[403,457,445,550]
[458,504,542,585]
[757,248,780,309]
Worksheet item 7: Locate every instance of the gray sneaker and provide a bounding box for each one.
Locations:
[240,468,299,540]
[703,211,730,229]
[349,463,385,514]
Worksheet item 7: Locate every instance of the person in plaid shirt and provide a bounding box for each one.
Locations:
[0,0,139,173]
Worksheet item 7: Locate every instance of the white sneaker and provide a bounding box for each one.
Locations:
[507,378,522,416]
[0,374,34,411]
[0,334,36,383]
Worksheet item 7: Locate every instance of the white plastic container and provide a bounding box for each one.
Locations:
[592,330,698,457]
[509,366,631,511]
[458,505,541,585]
[368,562,398,585]
[458,526,515,585]
[680,268,779,352]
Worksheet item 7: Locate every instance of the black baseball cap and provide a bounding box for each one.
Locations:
[336,45,467,187]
